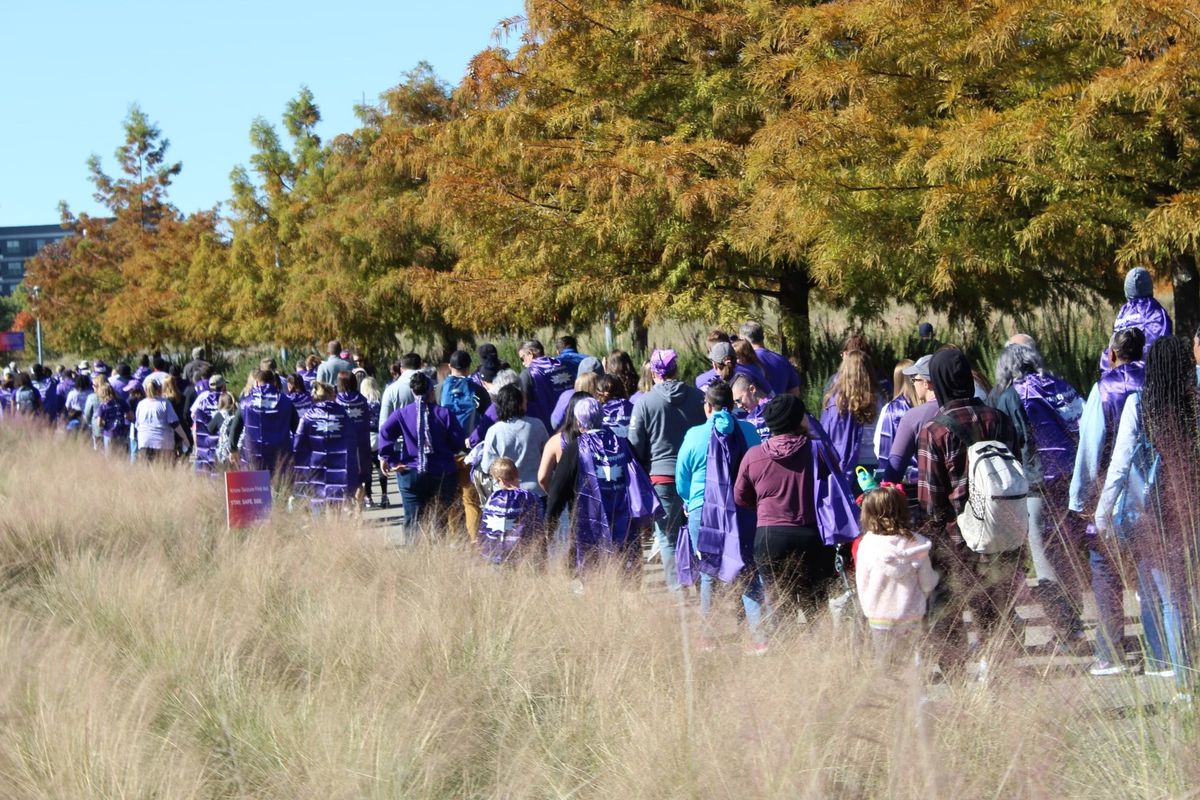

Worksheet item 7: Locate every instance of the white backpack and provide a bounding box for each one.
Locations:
[936,417,1029,554]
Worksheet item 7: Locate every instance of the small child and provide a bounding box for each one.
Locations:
[854,484,939,658]
[478,457,544,564]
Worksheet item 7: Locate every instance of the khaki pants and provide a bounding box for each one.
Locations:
[457,458,481,542]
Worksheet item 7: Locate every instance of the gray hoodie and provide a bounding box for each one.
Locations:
[628,379,706,477]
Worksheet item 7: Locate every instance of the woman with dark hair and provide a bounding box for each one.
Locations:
[546,397,660,573]
[378,371,466,532]
[1095,336,1200,690]
[595,374,633,439]
[1070,327,1164,675]
[336,370,372,505]
[482,384,550,501]
[285,373,313,428]
[605,350,640,400]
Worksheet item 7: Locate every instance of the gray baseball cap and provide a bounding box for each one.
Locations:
[902,355,933,379]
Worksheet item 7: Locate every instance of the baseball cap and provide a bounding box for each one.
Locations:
[902,355,933,379]
[209,374,227,390]
[708,341,735,364]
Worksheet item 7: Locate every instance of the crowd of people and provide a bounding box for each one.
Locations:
[2,267,1198,690]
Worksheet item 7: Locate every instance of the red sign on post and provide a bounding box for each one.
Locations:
[225,470,273,528]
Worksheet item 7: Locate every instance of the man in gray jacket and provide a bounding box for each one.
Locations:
[628,349,706,592]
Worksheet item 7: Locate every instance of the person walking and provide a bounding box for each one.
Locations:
[1094,336,1200,694]
[481,385,551,505]
[740,320,802,398]
[517,339,574,433]
[292,381,360,509]
[316,340,355,386]
[990,342,1086,649]
[677,381,764,650]
[378,371,466,534]
[135,379,190,463]
[628,349,707,593]
[734,395,837,628]
[238,370,296,476]
[546,397,660,574]
[917,348,1024,677]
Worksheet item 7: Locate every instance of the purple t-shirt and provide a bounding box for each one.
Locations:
[754,347,801,396]
[881,398,940,482]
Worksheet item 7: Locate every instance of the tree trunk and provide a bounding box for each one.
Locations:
[436,325,459,365]
[630,315,649,358]
[777,261,815,391]
[1172,253,1200,340]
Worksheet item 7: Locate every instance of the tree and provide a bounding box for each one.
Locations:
[24,106,229,353]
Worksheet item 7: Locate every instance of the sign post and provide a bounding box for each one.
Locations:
[224,470,273,528]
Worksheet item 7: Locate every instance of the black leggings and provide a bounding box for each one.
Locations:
[754,526,836,619]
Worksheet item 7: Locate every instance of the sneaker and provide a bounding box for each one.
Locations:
[1088,660,1130,677]
[745,641,769,657]
[1144,665,1176,678]
[379,497,391,509]
[363,498,376,510]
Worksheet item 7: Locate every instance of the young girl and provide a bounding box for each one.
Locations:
[478,457,544,564]
[854,484,938,658]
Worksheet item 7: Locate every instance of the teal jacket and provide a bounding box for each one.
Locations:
[675,410,762,514]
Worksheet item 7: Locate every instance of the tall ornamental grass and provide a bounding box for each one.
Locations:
[0,423,1193,799]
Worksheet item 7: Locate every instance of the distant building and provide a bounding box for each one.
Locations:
[0,223,72,297]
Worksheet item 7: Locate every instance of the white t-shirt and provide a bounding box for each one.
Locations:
[136,398,179,450]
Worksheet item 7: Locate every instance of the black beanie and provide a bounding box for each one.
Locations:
[762,394,807,435]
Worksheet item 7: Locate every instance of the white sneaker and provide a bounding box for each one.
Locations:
[1144,666,1176,678]
[1088,660,1130,677]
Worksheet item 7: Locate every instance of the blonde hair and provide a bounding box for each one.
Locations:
[96,381,116,404]
[892,359,917,405]
[860,485,912,538]
[489,456,518,484]
[311,381,335,402]
[826,350,879,424]
[574,371,599,395]
[217,391,237,412]
[360,376,381,403]
[144,379,163,399]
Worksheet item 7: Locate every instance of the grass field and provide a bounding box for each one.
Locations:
[0,424,1195,798]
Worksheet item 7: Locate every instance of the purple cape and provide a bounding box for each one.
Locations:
[735,399,773,441]
[1015,372,1083,483]
[601,398,634,438]
[98,396,130,438]
[876,395,911,461]
[190,390,222,473]
[478,487,544,563]
[818,394,865,480]
[697,411,755,582]
[291,400,360,506]
[525,357,574,431]
[574,427,661,569]
[1099,361,1144,456]
[806,413,862,545]
[240,385,295,474]
[299,369,318,391]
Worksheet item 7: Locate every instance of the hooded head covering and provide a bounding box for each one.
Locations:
[574,396,603,430]
[929,349,975,404]
[1125,267,1153,299]
[762,394,806,435]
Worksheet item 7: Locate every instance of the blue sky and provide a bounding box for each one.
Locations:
[0,1,525,226]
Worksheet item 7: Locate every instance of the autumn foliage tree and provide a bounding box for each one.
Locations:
[24,106,231,355]
[28,1,1200,364]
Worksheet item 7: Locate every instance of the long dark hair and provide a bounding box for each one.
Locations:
[1143,336,1199,455]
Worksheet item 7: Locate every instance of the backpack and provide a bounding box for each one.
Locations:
[934,415,1029,554]
[441,375,479,433]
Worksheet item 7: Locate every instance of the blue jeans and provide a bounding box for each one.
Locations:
[1148,564,1192,689]
[653,482,684,592]
[396,470,458,533]
[1089,540,1169,669]
[688,512,766,642]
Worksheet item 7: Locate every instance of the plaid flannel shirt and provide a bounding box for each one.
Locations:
[917,398,1022,544]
